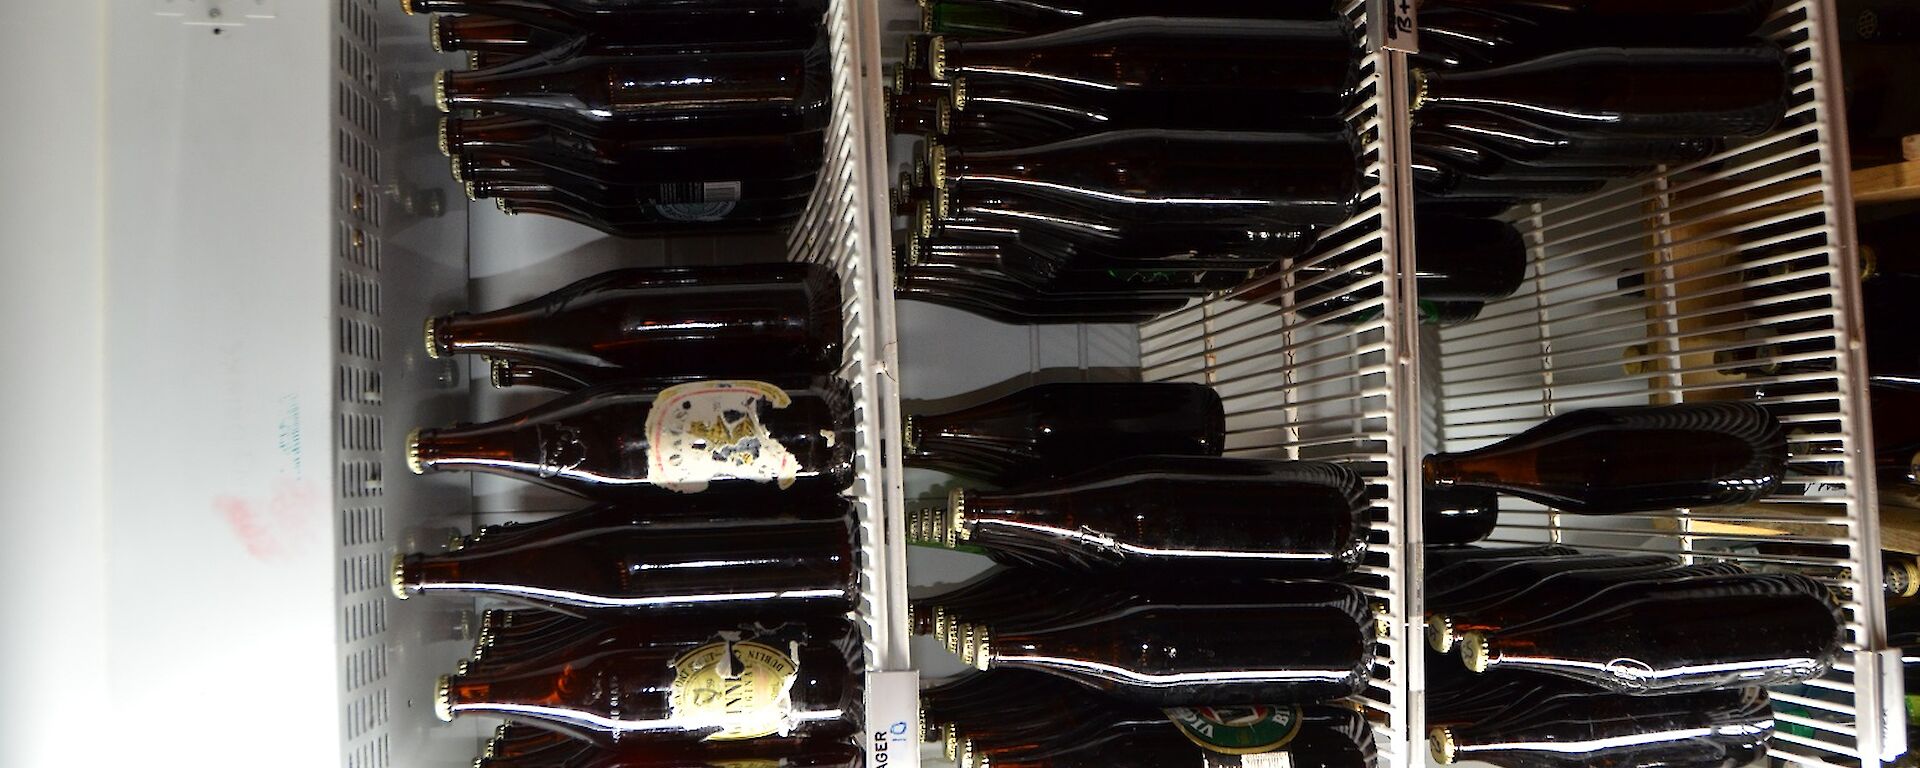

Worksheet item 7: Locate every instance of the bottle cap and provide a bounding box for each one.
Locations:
[449,154,464,183]
[446,531,466,551]
[915,200,936,240]
[436,117,451,157]
[929,36,949,81]
[942,728,960,762]
[1409,68,1430,113]
[496,198,514,215]
[1459,631,1491,672]
[1425,614,1455,653]
[902,415,919,453]
[423,317,443,359]
[406,428,427,475]
[1908,449,1919,484]
[434,674,455,722]
[400,0,415,15]
[455,658,470,676]
[958,738,975,768]
[433,71,450,112]
[935,99,952,136]
[950,77,968,111]
[1895,557,1919,598]
[1429,728,1457,764]
[468,51,481,70]
[464,182,478,202]
[488,358,510,389]
[390,553,411,600]
[971,626,992,671]
[1861,243,1880,281]
[428,14,443,52]
[947,488,970,544]
[928,142,949,193]
[1373,603,1391,639]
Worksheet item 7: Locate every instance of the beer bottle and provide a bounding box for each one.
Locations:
[1298,213,1527,320]
[1859,214,1920,281]
[493,738,864,768]
[1458,572,1843,693]
[1422,402,1788,514]
[1425,485,1501,546]
[1410,45,1789,139]
[904,382,1225,486]
[428,10,820,59]
[1430,687,1773,768]
[471,615,859,680]
[1417,109,1723,168]
[955,582,1377,706]
[408,377,855,499]
[455,145,822,197]
[405,0,830,35]
[1867,275,1920,379]
[446,120,827,184]
[927,190,1317,267]
[453,495,852,554]
[895,256,1198,319]
[922,0,1337,39]
[913,456,1371,579]
[1422,0,1771,49]
[489,357,591,391]
[427,264,842,381]
[1425,663,1605,728]
[906,237,1224,297]
[1424,544,1579,575]
[1412,161,1608,201]
[436,42,830,138]
[1428,552,1679,614]
[943,692,1378,768]
[393,516,858,615]
[1430,561,1747,652]
[895,272,1190,324]
[484,723,587,762]
[480,183,812,236]
[929,130,1362,230]
[1415,132,1655,181]
[467,174,819,223]
[437,624,861,745]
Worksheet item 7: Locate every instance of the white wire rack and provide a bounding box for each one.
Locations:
[1136,2,1423,765]
[1424,1,1893,765]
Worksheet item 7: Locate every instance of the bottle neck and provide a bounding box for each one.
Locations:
[444,116,550,152]
[409,421,563,477]
[490,358,589,391]
[428,310,551,365]
[438,15,547,54]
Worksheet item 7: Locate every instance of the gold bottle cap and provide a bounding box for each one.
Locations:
[434,70,450,112]
[1372,603,1391,639]
[976,752,991,768]
[1897,557,1920,598]
[958,623,976,664]
[428,14,443,52]
[947,487,970,544]
[434,674,455,722]
[944,618,962,655]
[1861,243,1880,282]
[455,658,470,676]
[446,531,466,551]
[423,316,442,359]
[958,738,975,768]
[471,758,485,768]
[935,98,953,136]
[942,729,960,762]
[1620,343,1651,377]
[936,186,952,221]
[406,428,427,475]
[1425,614,1455,653]
[1409,68,1430,113]
[951,76,968,111]
[400,0,416,15]
[902,414,919,453]
[1460,631,1491,672]
[1429,728,1458,764]
[389,553,411,600]
[489,357,513,388]
[930,36,949,80]
[916,200,936,240]
[464,182,478,202]
[449,154,464,183]
[907,231,926,268]
[929,142,949,193]
[470,638,487,663]
[496,198,513,215]
[920,5,932,34]
[971,626,992,671]
[468,51,481,71]
[932,604,949,638]
[436,117,451,157]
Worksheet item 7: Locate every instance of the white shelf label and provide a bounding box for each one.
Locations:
[869,670,922,768]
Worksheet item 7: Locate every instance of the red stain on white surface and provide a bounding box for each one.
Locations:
[216,479,321,561]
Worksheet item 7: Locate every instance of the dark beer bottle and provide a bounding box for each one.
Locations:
[468,173,818,221]
[479,182,812,236]
[922,0,1338,39]
[437,42,830,137]
[914,456,1371,578]
[1430,561,1747,652]
[1422,0,1771,48]
[1416,109,1723,168]
[931,130,1362,230]
[940,79,1345,148]
[1423,402,1789,513]
[964,582,1377,706]
[1425,485,1501,546]
[1425,663,1607,728]
[1298,213,1527,320]
[453,495,852,554]
[928,189,1317,267]
[500,738,863,768]
[485,723,587,763]
[407,377,855,499]
[489,357,591,391]
[437,625,861,745]
[428,9,820,58]
[1427,553,1680,614]
[1430,687,1773,768]
[1459,572,1843,693]
[895,272,1190,324]
[1415,132,1654,181]
[450,126,826,185]
[1410,45,1789,139]
[470,615,860,679]
[405,0,830,34]
[1424,544,1580,575]
[393,516,858,615]
[456,145,822,195]
[1412,161,1608,201]
[895,255,1199,316]
[904,382,1225,485]
[906,238,1222,297]
[427,264,842,381]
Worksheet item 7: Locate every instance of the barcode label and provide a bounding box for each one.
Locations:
[1242,753,1294,768]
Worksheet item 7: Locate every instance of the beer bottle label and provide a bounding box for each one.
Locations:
[668,639,802,740]
[648,380,801,493]
[654,181,743,222]
[1166,706,1304,756]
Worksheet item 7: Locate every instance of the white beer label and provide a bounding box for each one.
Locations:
[647,380,800,493]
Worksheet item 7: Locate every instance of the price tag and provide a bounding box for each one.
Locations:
[1370,0,1419,54]
[868,670,921,768]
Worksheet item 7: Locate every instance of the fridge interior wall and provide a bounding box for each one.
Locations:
[1423,1,1896,765]
[884,1,1423,766]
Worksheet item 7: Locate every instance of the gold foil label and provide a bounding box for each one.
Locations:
[648,380,800,493]
[669,640,801,741]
